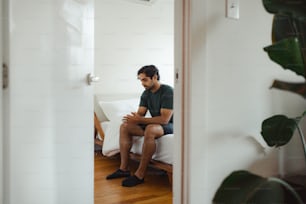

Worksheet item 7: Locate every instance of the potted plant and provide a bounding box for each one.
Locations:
[213,0,306,203]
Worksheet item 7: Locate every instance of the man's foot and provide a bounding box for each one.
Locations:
[122,175,144,187]
[106,169,130,180]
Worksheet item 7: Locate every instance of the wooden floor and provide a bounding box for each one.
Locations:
[94,152,173,204]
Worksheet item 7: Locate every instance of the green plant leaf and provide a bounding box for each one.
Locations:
[271,14,306,75]
[261,115,298,147]
[263,1,306,77]
[264,37,305,77]
[262,0,306,18]
[213,171,267,204]
[213,170,302,204]
[271,80,306,99]
[271,14,296,43]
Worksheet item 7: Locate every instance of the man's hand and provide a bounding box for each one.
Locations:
[123,112,142,124]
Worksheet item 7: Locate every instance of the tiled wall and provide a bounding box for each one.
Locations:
[94,0,174,95]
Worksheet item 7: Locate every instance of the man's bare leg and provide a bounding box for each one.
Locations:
[134,124,164,179]
[106,123,144,180]
[119,123,144,171]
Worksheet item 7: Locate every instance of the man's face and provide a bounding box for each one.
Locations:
[138,73,154,90]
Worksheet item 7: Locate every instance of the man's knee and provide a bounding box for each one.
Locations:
[144,124,163,138]
[120,122,127,129]
[121,123,143,137]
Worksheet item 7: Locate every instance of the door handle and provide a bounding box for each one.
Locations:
[87,73,100,85]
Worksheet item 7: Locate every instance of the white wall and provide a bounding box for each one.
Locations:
[185,0,306,203]
[94,0,174,95]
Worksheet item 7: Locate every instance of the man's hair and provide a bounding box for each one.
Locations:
[137,65,160,80]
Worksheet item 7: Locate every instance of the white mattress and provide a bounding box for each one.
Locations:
[99,121,174,165]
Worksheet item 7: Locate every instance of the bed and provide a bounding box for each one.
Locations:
[94,94,174,184]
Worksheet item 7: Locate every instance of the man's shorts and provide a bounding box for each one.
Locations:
[139,123,173,135]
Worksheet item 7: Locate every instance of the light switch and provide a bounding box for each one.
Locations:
[226,0,239,20]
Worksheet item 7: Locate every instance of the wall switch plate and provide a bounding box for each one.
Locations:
[226,0,239,20]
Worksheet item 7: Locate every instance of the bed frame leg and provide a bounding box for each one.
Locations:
[167,172,173,186]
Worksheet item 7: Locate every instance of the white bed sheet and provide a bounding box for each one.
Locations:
[100,121,174,165]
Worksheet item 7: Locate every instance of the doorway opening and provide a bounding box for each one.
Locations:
[93,0,175,203]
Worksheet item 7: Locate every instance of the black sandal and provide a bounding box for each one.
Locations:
[106,169,130,180]
[122,175,144,187]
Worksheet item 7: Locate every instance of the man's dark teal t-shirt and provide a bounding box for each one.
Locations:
[139,84,173,123]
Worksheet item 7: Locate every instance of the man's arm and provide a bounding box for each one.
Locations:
[122,106,147,123]
[140,108,173,125]
[136,106,147,117]
[124,108,173,125]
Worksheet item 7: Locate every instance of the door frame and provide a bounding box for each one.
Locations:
[0,0,3,202]
[0,0,190,203]
[174,0,191,203]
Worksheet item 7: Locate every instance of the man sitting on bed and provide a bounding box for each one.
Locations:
[106,64,174,187]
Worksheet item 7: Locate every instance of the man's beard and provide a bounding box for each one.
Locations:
[144,82,154,90]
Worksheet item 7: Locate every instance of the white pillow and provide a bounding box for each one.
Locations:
[98,98,139,121]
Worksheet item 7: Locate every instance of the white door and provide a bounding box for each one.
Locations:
[0,0,3,203]
[3,0,94,203]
